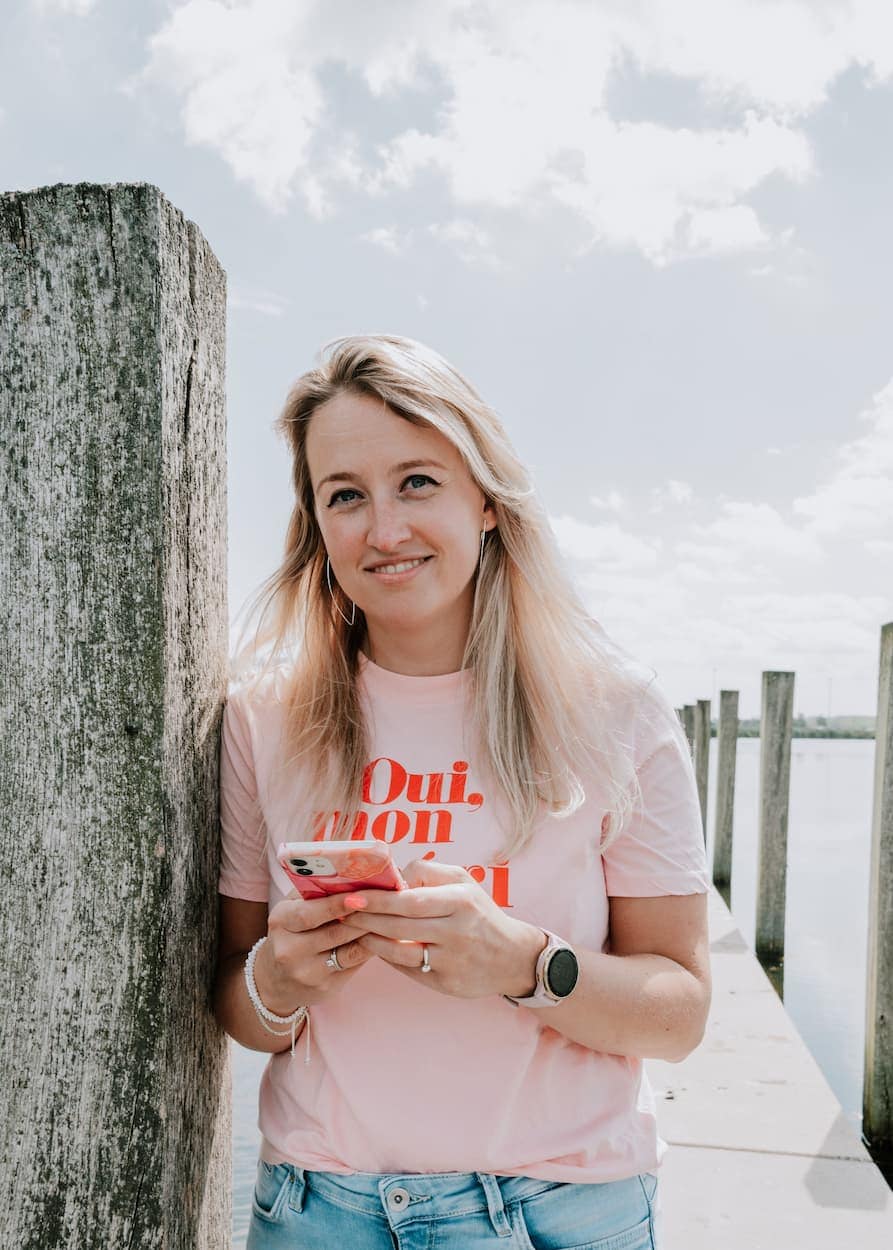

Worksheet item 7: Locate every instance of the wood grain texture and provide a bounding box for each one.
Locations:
[681,704,695,753]
[694,698,710,843]
[755,671,794,967]
[713,689,739,889]
[0,183,230,1248]
[864,622,893,1156]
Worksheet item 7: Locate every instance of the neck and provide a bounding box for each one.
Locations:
[364,602,472,677]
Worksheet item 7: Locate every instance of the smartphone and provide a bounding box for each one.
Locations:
[277,840,407,900]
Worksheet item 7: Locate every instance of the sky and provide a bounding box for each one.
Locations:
[3,0,892,717]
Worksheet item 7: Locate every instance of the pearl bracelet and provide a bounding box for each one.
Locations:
[244,935,311,1063]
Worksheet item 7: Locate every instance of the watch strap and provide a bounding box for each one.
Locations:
[503,930,577,1008]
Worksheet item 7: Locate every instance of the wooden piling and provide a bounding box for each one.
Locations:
[0,184,230,1248]
[863,622,893,1167]
[755,671,795,986]
[694,698,711,842]
[682,703,695,754]
[713,690,739,890]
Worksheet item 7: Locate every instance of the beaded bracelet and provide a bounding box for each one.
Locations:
[244,935,311,1064]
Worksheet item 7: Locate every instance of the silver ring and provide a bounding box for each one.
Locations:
[420,945,431,973]
[325,948,343,972]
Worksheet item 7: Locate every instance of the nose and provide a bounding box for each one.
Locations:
[365,499,413,553]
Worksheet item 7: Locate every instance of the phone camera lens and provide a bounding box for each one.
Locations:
[297,868,313,876]
[293,858,308,867]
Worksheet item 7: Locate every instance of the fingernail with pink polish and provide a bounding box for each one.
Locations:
[344,893,367,909]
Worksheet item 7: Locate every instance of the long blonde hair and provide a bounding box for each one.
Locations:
[231,333,652,857]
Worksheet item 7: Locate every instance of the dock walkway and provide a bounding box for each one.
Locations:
[644,887,893,1247]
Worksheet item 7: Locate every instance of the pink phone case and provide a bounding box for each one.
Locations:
[277,840,407,900]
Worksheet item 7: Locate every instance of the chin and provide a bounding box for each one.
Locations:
[366,597,452,632]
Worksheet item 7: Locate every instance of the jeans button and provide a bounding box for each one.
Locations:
[389,1186,410,1210]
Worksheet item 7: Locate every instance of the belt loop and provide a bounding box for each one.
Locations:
[475,1172,512,1238]
[287,1166,307,1214]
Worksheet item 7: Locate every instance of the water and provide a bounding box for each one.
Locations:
[232,1046,269,1240]
[719,737,875,1140]
[228,737,878,1244]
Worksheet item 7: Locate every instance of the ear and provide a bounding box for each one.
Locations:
[482,498,497,532]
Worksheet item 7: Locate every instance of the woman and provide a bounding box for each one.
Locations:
[216,334,711,1249]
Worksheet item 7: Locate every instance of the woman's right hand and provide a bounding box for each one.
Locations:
[253,890,372,1013]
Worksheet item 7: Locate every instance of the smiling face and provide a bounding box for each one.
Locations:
[305,389,496,673]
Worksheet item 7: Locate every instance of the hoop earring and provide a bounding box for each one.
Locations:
[326,556,356,626]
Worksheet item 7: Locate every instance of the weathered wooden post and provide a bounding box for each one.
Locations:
[0,183,230,1247]
[681,704,695,754]
[713,690,739,891]
[864,622,893,1169]
[755,671,795,993]
[694,698,711,842]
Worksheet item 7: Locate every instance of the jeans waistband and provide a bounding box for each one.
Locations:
[296,1168,562,1235]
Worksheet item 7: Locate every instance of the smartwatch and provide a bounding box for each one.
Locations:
[503,930,579,1008]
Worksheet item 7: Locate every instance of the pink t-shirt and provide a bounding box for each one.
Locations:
[219,652,709,1182]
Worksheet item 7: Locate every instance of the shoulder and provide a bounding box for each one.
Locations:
[628,675,687,772]
[583,622,683,769]
[222,662,299,762]
[226,658,296,714]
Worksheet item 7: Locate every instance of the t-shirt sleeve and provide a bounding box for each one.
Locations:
[218,687,270,902]
[600,677,711,897]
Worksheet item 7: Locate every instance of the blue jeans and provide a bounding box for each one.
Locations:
[246,1161,661,1249]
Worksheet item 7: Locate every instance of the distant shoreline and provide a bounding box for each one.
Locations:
[713,728,875,740]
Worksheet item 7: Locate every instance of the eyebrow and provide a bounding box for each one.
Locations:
[315,459,449,494]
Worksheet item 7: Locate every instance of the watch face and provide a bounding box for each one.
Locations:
[545,948,579,998]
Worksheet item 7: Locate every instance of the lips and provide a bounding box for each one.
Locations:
[365,556,432,574]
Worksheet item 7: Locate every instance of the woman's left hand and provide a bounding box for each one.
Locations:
[338,858,547,998]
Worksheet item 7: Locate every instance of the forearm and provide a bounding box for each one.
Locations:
[212,952,307,1054]
[515,946,709,1062]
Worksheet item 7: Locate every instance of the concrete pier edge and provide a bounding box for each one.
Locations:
[644,888,893,1248]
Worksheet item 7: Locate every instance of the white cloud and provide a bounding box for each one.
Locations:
[839,379,893,475]
[428,219,489,247]
[136,0,893,264]
[667,480,693,503]
[793,379,893,537]
[32,0,97,13]
[589,490,625,512]
[686,203,767,253]
[550,515,662,570]
[359,226,409,254]
[427,218,502,270]
[377,78,812,266]
[678,499,823,567]
[550,377,893,710]
[674,560,752,586]
[615,0,893,117]
[719,591,885,657]
[227,285,290,316]
[134,1,329,212]
[576,562,886,714]
[650,479,693,511]
[795,475,893,538]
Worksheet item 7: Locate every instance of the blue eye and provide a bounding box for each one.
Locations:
[328,488,360,507]
[326,475,439,507]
